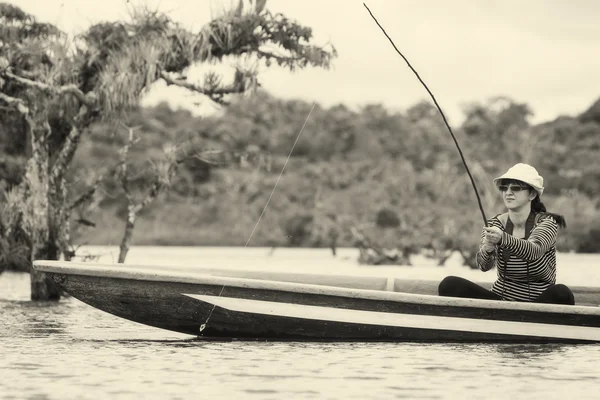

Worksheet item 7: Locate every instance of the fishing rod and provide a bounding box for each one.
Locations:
[363,3,488,226]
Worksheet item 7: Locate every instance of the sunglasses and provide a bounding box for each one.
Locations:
[498,184,529,193]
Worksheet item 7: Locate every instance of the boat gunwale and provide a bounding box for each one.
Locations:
[33,260,600,316]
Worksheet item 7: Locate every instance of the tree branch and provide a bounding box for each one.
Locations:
[116,124,142,202]
[160,71,248,102]
[50,106,89,183]
[139,180,163,210]
[138,162,179,210]
[14,69,41,80]
[0,92,29,114]
[257,49,303,66]
[68,175,104,211]
[3,70,94,107]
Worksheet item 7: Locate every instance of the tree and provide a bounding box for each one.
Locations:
[0,0,336,300]
[112,124,181,263]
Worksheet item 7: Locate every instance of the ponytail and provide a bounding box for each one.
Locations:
[531,196,567,229]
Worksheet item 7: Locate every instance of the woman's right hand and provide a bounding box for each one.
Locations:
[482,244,496,254]
[481,236,496,254]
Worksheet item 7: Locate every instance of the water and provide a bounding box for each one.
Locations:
[2,247,600,399]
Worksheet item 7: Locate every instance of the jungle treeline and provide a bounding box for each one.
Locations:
[4,91,600,259]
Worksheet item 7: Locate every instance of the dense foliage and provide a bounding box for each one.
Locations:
[5,91,594,258]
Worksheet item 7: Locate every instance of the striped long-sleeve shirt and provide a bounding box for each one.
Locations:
[476,213,558,301]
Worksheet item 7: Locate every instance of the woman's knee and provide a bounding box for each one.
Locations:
[553,284,575,305]
[438,276,465,296]
[537,284,575,305]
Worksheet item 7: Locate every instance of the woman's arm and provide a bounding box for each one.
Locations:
[500,217,558,262]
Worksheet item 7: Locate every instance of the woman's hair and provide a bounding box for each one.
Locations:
[531,195,567,229]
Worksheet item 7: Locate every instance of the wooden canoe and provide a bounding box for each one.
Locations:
[33,260,600,343]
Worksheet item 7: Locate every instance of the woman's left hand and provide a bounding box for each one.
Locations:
[483,226,503,244]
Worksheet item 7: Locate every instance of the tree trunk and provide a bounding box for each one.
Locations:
[49,165,72,260]
[30,243,62,301]
[29,112,87,300]
[118,205,137,263]
[27,117,62,300]
[30,273,60,300]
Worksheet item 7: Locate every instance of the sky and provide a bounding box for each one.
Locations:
[10,0,600,125]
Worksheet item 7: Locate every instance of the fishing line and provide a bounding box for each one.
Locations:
[363,3,488,226]
[200,102,316,333]
[245,102,316,247]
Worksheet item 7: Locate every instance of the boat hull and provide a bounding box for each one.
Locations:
[35,261,600,343]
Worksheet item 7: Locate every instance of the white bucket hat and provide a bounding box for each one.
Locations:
[493,163,544,197]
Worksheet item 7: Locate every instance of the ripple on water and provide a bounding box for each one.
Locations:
[3,263,600,399]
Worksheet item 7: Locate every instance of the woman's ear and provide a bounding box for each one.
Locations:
[529,192,537,201]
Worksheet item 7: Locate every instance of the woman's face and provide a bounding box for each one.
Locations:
[497,180,536,210]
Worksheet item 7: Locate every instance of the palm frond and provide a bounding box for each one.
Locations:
[96,39,164,118]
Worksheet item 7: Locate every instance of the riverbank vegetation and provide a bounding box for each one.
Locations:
[5,92,600,267]
[71,94,600,254]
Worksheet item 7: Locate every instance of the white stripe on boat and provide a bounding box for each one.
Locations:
[185,294,600,341]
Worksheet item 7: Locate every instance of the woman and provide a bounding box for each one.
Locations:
[438,163,575,305]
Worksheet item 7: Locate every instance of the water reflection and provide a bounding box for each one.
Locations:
[1,299,69,338]
[85,338,210,348]
[489,343,573,359]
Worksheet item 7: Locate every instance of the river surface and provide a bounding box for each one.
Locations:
[2,246,600,399]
